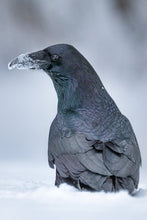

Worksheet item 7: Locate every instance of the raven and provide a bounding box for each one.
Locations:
[8,44,141,193]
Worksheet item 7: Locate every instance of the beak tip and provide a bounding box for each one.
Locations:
[8,57,18,70]
[8,61,13,70]
[7,54,29,70]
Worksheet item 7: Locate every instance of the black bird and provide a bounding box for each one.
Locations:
[8,44,141,193]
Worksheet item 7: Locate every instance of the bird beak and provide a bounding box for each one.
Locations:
[8,50,51,70]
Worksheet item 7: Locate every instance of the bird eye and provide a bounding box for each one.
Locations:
[51,54,59,62]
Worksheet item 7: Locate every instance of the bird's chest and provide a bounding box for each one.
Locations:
[48,114,93,158]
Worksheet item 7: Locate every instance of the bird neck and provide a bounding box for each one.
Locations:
[51,72,103,113]
[54,77,82,112]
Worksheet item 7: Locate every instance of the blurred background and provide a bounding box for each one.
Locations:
[0,0,147,176]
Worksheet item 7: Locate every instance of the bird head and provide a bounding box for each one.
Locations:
[8,44,102,110]
[8,44,83,76]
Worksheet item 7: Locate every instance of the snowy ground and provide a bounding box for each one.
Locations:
[0,162,146,220]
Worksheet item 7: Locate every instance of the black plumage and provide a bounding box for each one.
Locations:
[8,44,141,193]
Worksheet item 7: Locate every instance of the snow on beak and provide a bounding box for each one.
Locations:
[8,50,51,70]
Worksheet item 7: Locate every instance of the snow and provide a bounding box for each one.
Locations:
[0,163,146,220]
